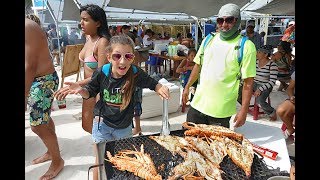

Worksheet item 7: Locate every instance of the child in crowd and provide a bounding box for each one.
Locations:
[57,35,170,180]
[176,48,197,102]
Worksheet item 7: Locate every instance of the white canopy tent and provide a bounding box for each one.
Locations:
[32,0,294,49]
[244,0,295,16]
[35,0,295,26]
[107,0,250,19]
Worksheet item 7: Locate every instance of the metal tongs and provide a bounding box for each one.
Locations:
[160,99,170,135]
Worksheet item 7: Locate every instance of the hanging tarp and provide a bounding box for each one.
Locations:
[107,0,250,18]
[245,0,295,16]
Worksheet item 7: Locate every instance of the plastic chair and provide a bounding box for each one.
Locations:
[146,56,164,75]
[248,93,271,120]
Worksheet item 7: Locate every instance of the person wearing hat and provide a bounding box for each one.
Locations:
[182,3,256,128]
[238,45,278,121]
[241,20,263,50]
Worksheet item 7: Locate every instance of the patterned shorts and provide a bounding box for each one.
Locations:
[28,71,59,126]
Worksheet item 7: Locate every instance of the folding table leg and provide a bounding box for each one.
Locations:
[96,142,107,180]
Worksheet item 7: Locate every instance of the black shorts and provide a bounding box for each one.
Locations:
[186,106,231,128]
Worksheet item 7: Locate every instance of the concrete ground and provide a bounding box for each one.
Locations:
[25,66,295,180]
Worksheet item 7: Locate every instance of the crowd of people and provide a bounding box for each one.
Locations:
[26,2,295,180]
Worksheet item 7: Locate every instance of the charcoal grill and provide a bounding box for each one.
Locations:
[104,129,289,180]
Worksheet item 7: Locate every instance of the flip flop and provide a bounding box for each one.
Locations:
[283,129,294,140]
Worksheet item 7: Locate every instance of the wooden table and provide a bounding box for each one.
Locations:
[149,53,186,79]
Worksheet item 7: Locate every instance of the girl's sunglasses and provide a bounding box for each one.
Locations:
[111,53,135,61]
[216,16,236,25]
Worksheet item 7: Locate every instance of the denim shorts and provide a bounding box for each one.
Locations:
[92,118,132,144]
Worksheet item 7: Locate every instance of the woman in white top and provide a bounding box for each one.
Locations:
[142,29,153,47]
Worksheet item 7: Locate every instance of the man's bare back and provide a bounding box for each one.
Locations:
[25,18,56,95]
[25,19,55,78]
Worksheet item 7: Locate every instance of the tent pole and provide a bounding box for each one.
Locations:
[44,0,57,22]
[55,0,63,67]
[194,19,199,50]
[44,0,62,65]
[101,0,107,9]
[73,0,81,8]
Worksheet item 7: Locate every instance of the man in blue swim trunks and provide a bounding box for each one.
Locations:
[25,16,64,180]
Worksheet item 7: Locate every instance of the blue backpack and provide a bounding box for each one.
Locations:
[102,63,138,77]
[200,32,247,80]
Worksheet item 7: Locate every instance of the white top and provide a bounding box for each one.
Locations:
[143,34,153,47]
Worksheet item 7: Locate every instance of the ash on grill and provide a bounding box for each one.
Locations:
[104,130,289,180]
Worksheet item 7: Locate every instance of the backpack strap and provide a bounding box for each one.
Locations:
[102,63,111,76]
[132,65,138,74]
[236,36,248,80]
[102,63,138,77]
[203,32,215,49]
[200,32,216,66]
[237,36,248,64]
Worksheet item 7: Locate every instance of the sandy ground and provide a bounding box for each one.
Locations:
[25,65,295,180]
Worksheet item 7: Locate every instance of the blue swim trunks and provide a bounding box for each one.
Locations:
[28,71,59,126]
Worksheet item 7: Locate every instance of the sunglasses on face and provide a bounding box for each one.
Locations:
[216,16,236,25]
[111,53,135,61]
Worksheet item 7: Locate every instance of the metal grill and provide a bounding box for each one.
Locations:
[104,129,289,180]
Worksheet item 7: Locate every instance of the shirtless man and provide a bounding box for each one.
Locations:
[25,17,64,180]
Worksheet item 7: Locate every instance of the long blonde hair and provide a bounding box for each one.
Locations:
[106,35,136,111]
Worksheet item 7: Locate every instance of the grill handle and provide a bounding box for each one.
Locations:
[160,98,170,135]
[96,142,107,180]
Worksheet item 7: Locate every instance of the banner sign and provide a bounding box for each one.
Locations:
[32,0,47,10]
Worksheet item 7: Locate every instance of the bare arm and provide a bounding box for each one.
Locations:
[241,78,254,112]
[62,82,90,99]
[176,60,187,73]
[234,77,254,127]
[286,78,295,104]
[155,84,170,100]
[97,37,109,67]
[182,63,201,104]
[270,52,281,62]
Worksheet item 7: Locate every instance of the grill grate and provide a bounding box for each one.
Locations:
[104,129,289,180]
